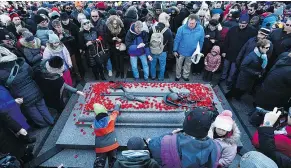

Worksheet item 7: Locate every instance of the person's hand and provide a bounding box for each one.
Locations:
[148,55,153,61]
[86,41,93,46]
[222,53,226,57]
[173,52,178,57]
[76,91,85,97]
[205,35,210,38]
[117,38,122,42]
[15,98,23,105]
[137,43,145,48]
[210,39,215,43]
[263,107,282,127]
[112,37,117,40]
[172,128,183,134]
[18,128,27,136]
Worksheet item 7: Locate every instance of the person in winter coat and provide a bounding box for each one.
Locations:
[254,52,291,110]
[113,137,160,168]
[149,12,173,81]
[239,151,278,168]
[153,2,162,21]
[169,6,180,35]
[221,14,257,89]
[52,20,82,80]
[37,57,85,113]
[0,112,34,162]
[123,6,139,32]
[105,15,126,78]
[147,107,221,168]
[203,45,221,82]
[125,21,152,80]
[93,102,121,168]
[208,110,241,167]
[254,107,291,168]
[226,39,271,100]
[43,33,73,86]
[173,14,205,81]
[19,31,42,71]
[193,19,221,75]
[7,13,33,39]
[0,46,54,128]
[35,14,54,49]
[78,19,106,80]
[0,85,29,130]
[269,18,291,70]
[70,1,89,26]
[220,10,240,44]
[60,12,85,78]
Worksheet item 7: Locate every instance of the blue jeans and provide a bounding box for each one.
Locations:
[130,55,149,79]
[221,59,237,83]
[24,99,54,127]
[106,59,112,71]
[150,52,167,80]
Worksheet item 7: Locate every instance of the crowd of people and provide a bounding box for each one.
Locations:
[0,1,291,168]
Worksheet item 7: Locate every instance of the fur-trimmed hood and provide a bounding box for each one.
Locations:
[19,37,41,49]
[208,122,241,145]
[106,15,124,35]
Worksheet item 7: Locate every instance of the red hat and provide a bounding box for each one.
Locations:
[10,13,19,21]
[96,2,106,10]
[51,7,59,13]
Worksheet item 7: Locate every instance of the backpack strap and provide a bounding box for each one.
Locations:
[5,61,19,87]
[152,26,156,33]
[161,27,167,34]
[161,134,182,168]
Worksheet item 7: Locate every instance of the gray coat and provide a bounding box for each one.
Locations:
[19,37,42,67]
[0,58,43,107]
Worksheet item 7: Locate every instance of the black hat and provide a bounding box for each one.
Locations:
[0,28,10,41]
[231,11,241,19]
[35,14,46,24]
[209,19,219,26]
[30,6,37,12]
[60,12,69,21]
[183,108,213,139]
[127,137,145,150]
[154,3,162,9]
[48,56,64,69]
[186,3,194,9]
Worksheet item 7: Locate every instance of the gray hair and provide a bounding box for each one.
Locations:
[188,14,200,22]
[135,21,143,29]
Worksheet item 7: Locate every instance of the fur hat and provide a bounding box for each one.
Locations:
[158,12,170,28]
[213,110,234,132]
[240,151,278,168]
[46,56,64,75]
[35,14,46,24]
[183,108,213,138]
[48,33,60,44]
[93,103,107,115]
[127,137,145,150]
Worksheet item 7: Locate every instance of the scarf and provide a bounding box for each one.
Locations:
[254,47,268,69]
[47,43,64,53]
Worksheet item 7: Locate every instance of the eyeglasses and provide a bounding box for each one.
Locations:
[66,7,71,10]
[286,24,291,27]
[199,16,205,18]
[91,16,99,18]
[262,46,270,49]
[83,22,90,25]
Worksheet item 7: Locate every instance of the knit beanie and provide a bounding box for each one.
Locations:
[274,6,284,16]
[49,11,60,20]
[48,56,64,69]
[96,2,106,10]
[22,31,34,42]
[108,8,117,16]
[75,1,83,8]
[259,27,271,36]
[154,3,162,9]
[60,12,69,21]
[239,14,249,24]
[240,151,278,168]
[213,110,234,132]
[35,14,46,24]
[127,137,145,150]
[48,33,60,44]
[51,7,60,13]
[93,103,107,115]
[10,12,19,21]
[183,108,213,138]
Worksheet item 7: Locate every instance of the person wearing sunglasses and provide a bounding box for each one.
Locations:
[226,39,271,100]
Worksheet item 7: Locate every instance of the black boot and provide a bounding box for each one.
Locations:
[19,134,36,144]
[21,144,35,163]
[120,73,124,78]
[100,73,106,80]
[115,72,120,78]
[93,72,99,80]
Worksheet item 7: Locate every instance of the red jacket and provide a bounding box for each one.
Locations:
[252,125,291,157]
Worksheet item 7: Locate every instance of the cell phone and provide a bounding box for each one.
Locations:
[273,107,288,130]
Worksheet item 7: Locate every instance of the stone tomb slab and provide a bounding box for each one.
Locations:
[56,82,223,149]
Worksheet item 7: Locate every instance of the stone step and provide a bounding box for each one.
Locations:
[75,121,182,128]
[78,111,185,124]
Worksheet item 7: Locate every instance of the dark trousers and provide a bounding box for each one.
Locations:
[94,149,117,168]
[203,69,214,82]
[111,50,125,75]
[92,64,104,79]
[225,88,246,100]
[192,57,205,73]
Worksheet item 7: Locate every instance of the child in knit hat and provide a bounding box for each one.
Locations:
[203,45,221,82]
[93,102,121,168]
[208,110,241,167]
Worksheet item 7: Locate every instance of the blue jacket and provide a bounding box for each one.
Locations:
[148,133,221,168]
[125,23,150,57]
[174,22,205,57]
[35,26,54,46]
[261,14,278,29]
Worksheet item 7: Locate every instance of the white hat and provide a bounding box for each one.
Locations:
[213,110,234,132]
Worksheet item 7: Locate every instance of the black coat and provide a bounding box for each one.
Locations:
[202,27,221,55]
[105,26,126,50]
[123,17,137,33]
[258,127,291,168]
[223,25,257,62]
[255,52,291,110]
[149,23,174,55]
[62,21,81,49]
[0,58,43,107]
[236,51,264,91]
[270,28,291,65]
[92,19,107,41]
[7,22,33,39]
